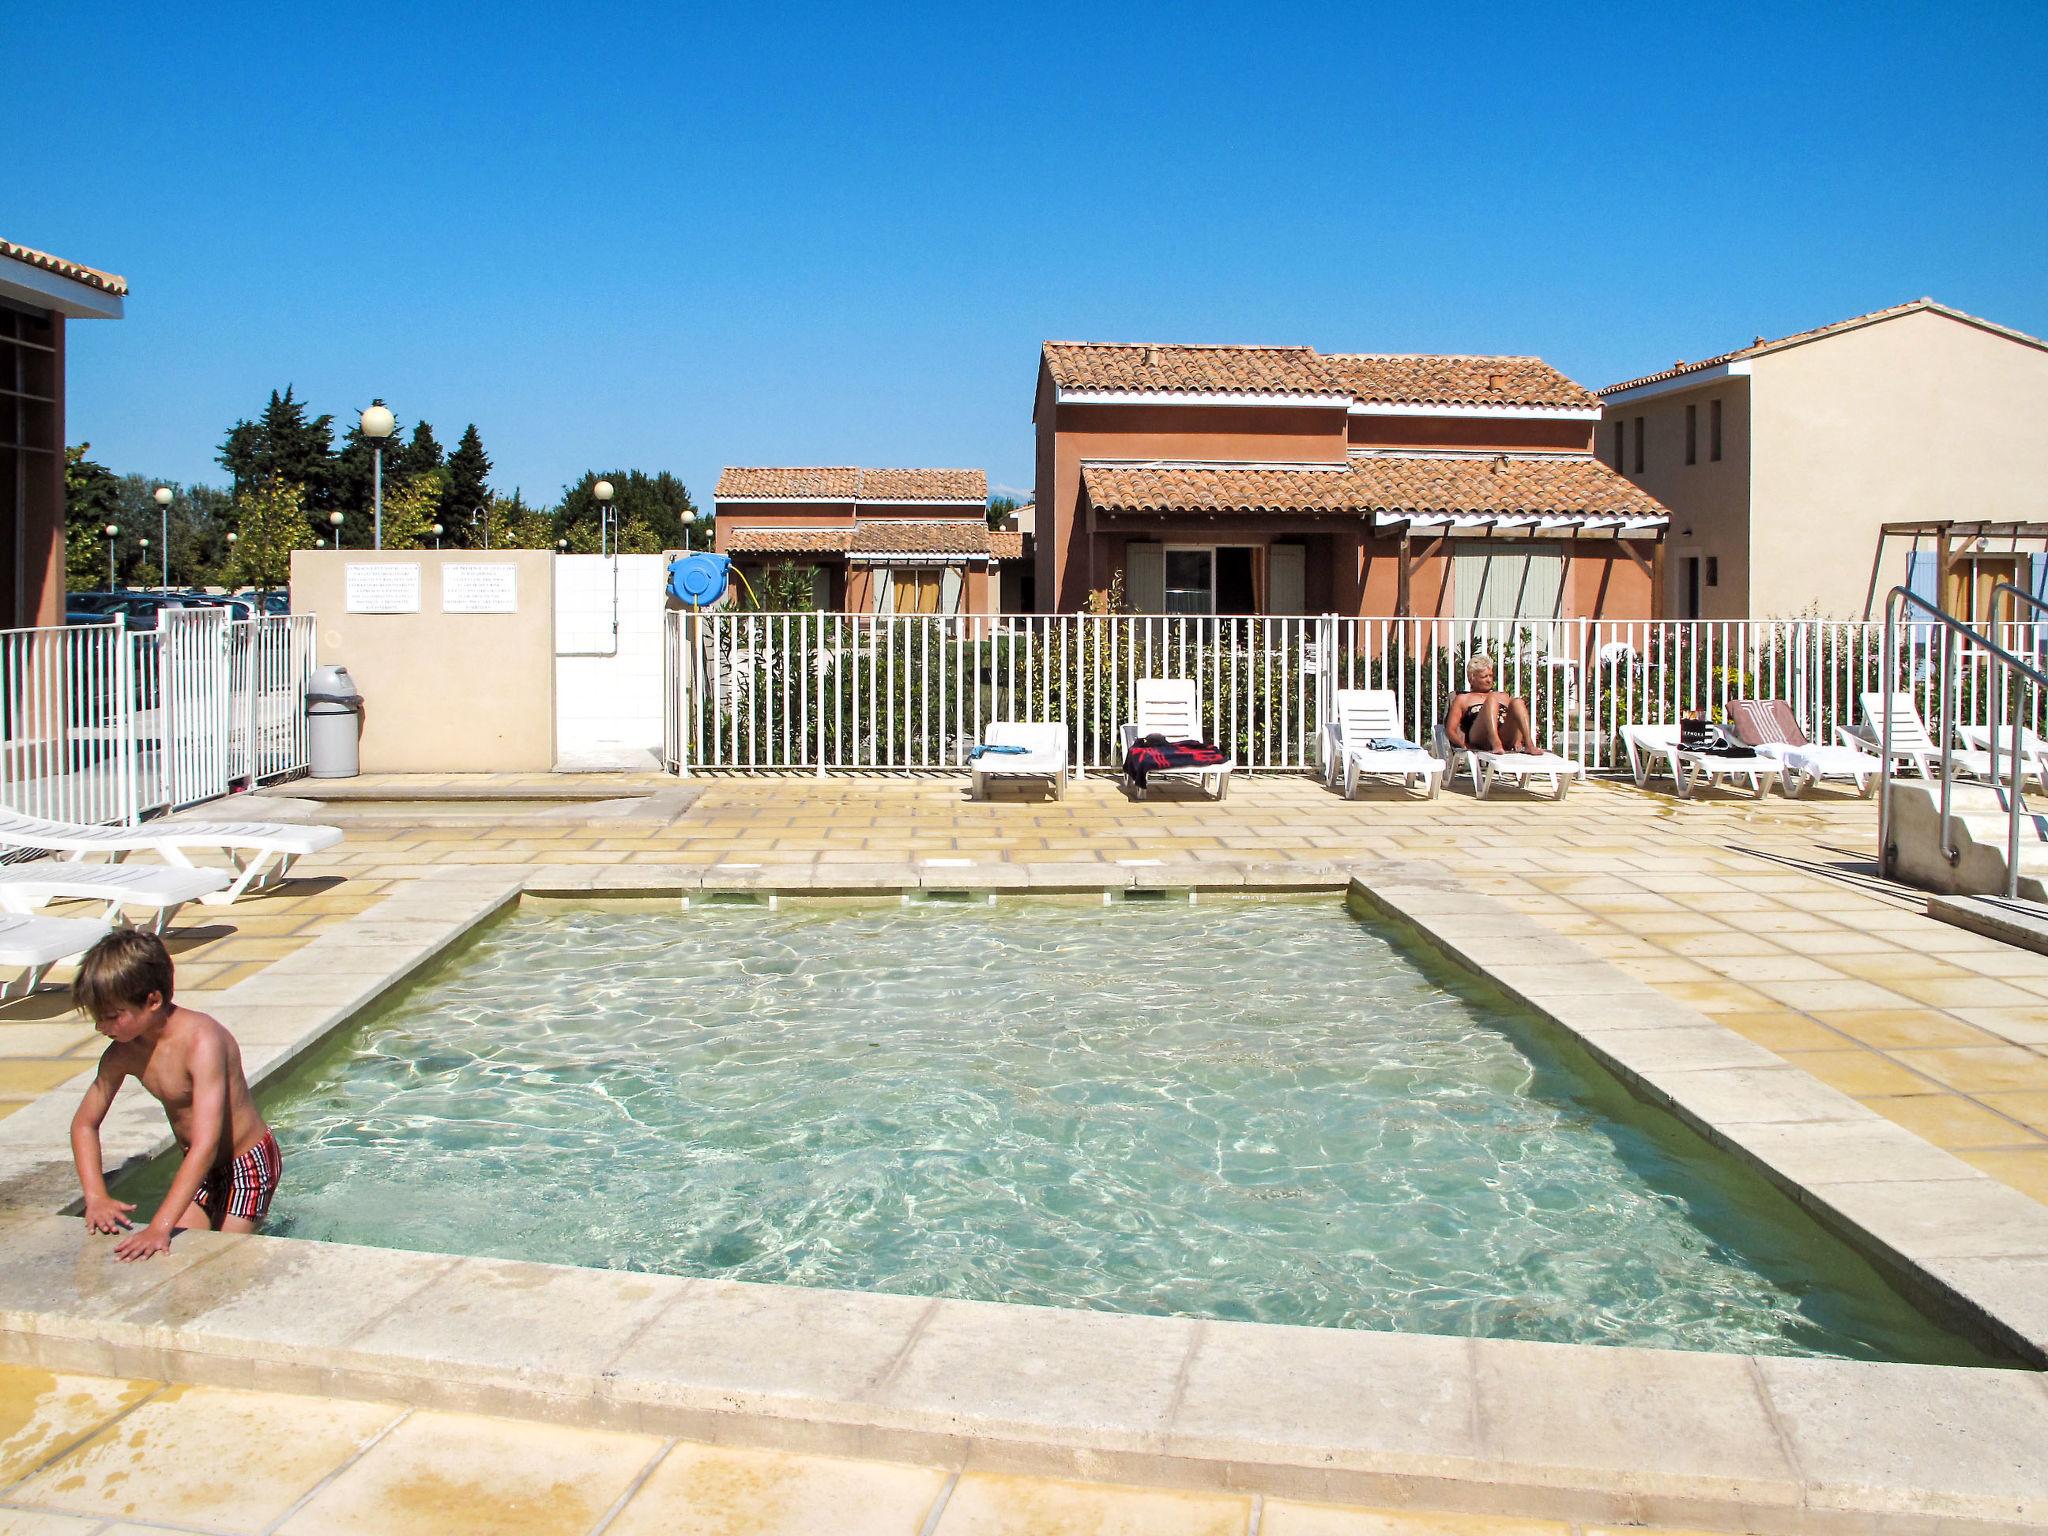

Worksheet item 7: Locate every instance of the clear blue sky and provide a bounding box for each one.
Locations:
[13,2,2047,509]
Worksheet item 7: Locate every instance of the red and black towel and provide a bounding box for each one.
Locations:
[1123,734,1227,787]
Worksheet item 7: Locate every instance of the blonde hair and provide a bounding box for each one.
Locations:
[73,928,174,1018]
[1466,654,1496,680]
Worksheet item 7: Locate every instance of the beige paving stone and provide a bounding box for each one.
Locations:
[1807,1009,2005,1050]
[1956,1146,2048,1203]
[1862,1093,2045,1150]
[1895,1047,2048,1095]
[1714,1012,1845,1052]
[1784,1049,1940,1097]
[0,1064,89,1098]
[933,1472,1249,1536]
[12,1384,398,1530]
[0,1513,103,1535]
[0,1366,157,1485]
[1755,1355,2048,1520]
[605,1442,947,1536]
[1980,1089,2048,1134]
[276,1408,660,1536]
[1263,1506,1570,1535]
[1470,1337,1797,1502]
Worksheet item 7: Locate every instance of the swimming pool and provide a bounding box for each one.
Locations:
[136,896,2001,1363]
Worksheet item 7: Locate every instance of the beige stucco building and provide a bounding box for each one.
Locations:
[1600,300,2048,620]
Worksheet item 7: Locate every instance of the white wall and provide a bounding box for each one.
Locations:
[554,555,668,769]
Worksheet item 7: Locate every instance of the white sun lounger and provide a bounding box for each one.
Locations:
[0,912,114,1001]
[1725,700,1880,798]
[1323,689,1444,799]
[1957,723,2048,793]
[0,809,344,905]
[0,865,231,934]
[1120,679,1235,800]
[1620,723,1770,799]
[1432,724,1584,800]
[971,722,1069,800]
[1850,694,1998,784]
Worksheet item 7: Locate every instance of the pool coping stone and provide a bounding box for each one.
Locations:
[0,859,2043,1534]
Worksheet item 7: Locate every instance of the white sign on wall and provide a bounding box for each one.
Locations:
[345,562,422,614]
[441,563,519,614]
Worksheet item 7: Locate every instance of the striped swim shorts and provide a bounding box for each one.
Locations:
[194,1130,282,1224]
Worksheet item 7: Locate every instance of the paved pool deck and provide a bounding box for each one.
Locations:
[0,769,2046,1532]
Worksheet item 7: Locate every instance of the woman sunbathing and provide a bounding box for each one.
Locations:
[1446,656,1537,754]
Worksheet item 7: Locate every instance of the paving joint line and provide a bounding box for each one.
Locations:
[915,1470,960,1536]
[584,1434,676,1535]
[256,1403,412,1535]
[0,1377,172,1500]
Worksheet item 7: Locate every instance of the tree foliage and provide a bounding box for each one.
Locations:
[444,425,494,543]
[225,480,316,590]
[217,387,335,515]
[556,469,698,552]
[377,475,444,551]
[64,445,126,589]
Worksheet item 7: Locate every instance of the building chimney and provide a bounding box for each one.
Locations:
[1144,345,1159,368]
[1487,370,1508,391]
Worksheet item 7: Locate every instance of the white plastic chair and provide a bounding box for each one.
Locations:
[1620,723,1769,799]
[0,808,344,905]
[1323,690,1444,800]
[1119,679,1234,800]
[971,722,1069,801]
[0,912,114,1001]
[1433,723,1584,800]
[0,864,230,935]
[1725,700,1880,798]
[1851,694,1997,783]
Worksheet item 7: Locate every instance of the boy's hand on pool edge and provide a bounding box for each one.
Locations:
[113,1221,173,1261]
[82,1194,135,1234]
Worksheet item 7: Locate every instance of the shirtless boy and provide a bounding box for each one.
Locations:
[1445,655,1537,754]
[70,928,280,1261]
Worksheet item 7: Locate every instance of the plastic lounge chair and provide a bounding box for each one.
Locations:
[0,864,231,934]
[971,722,1069,801]
[0,912,114,1002]
[1119,679,1234,801]
[1956,722,2048,794]
[1432,722,1584,800]
[0,808,344,906]
[1323,689,1444,800]
[1725,700,1880,798]
[1620,722,1769,799]
[1850,694,1997,783]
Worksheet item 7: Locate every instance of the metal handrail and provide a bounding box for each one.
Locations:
[1880,586,2048,898]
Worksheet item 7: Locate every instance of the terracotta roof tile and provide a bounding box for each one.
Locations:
[0,239,127,296]
[1081,454,1666,523]
[1044,342,1600,410]
[988,531,1025,560]
[849,522,995,556]
[1600,299,2048,395]
[1043,343,1341,397]
[716,467,986,501]
[1324,354,1598,410]
[724,528,853,555]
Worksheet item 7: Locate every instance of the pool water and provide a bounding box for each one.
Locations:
[146,898,2002,1362]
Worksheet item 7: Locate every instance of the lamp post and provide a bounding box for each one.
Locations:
[593,480,615,557]
[680,507,697,552]
[477,507,491,551]
[556,538,569,554]
[431,522,444,550]
[139,536,150,589]
[104,524,119,588]
[328,510,345,551]
[153,486,173,589]
[360,403,396,550]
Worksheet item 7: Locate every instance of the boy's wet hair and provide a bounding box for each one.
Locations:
[73,928,174,1018]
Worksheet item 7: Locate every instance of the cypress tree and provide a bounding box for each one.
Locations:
[445,425,493,544]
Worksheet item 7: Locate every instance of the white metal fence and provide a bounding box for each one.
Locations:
[664,610,2043,778]
[0,610,317,826]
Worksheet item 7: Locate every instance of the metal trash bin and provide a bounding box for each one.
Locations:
[307,665,363,779]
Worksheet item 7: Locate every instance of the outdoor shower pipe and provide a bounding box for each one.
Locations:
[1879,586,2045,898]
